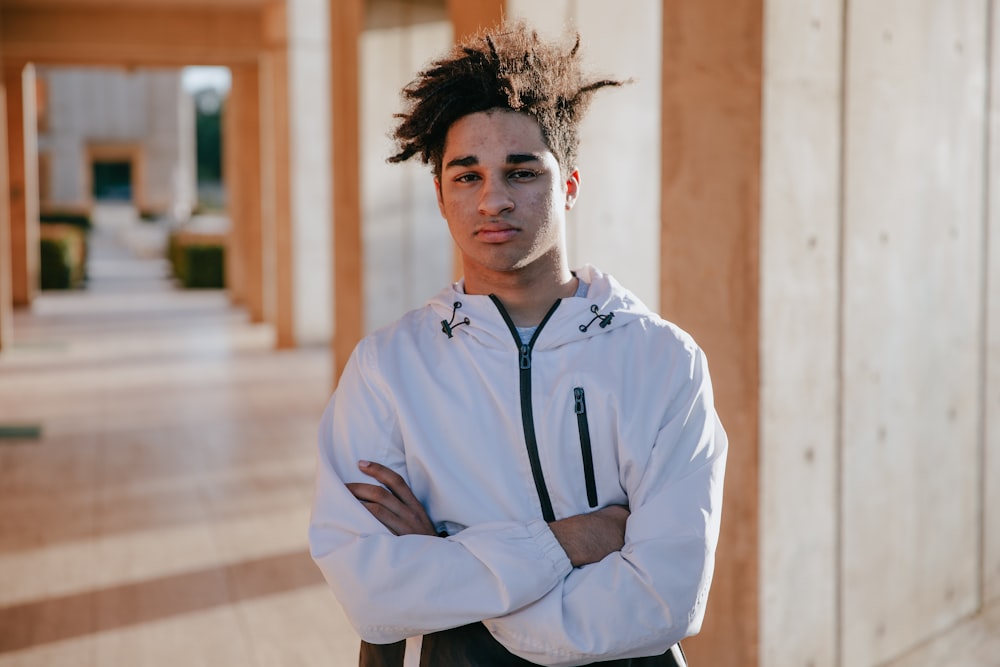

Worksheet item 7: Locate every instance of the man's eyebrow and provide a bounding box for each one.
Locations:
[443,153,543,169]
[445,155,478,169]
[507,153,543,164]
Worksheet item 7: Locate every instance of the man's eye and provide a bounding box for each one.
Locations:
[454,173,480,183]
[509,170,538,180]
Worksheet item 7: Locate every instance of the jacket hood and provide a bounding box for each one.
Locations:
[426,264,655,351]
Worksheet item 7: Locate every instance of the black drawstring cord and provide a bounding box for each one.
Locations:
[579,304,614,332]
[440,301,470,338]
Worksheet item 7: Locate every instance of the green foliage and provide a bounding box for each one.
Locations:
[40,211,92,230]
[39,224,87,290]
[168,231,225,289]
[184,245,225,288]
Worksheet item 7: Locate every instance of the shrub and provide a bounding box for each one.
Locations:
[168,230,226,289]
[39,224,87,289]
[40,211,92,230]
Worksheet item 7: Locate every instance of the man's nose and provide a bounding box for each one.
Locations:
[478,177,514,216]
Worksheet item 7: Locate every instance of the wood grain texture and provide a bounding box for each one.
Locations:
[330,0,364,383]
[4,63,32,307]
[0,81,11,352]
[0,7,265,66]
[229,65,265,324]
[660,2,762,665]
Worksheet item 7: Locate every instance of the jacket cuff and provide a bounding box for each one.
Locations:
[526,518,574,577]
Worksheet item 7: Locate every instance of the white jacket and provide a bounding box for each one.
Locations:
[309,265,727,666]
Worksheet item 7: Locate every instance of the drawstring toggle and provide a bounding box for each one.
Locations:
[441,301,470,339]
[579,304,614,332]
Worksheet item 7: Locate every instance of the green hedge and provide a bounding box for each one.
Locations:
[168,232,225,288]
[40,211,92,230]
[39,224,87,289]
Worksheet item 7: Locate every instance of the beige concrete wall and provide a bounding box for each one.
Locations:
[759,1,842,665]
[288,0,332,344]
[985,0,1000,608]
[360,0,452,332]
[506,0,661,309]
[36,67,196,215]
[841,3,987,664]
[762,1,997,665]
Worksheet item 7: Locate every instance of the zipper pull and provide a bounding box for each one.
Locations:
[520,344,531,370]
[574,387,586,414]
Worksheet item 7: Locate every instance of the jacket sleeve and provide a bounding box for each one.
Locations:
[308,338,573,644]
[482,344,728,666]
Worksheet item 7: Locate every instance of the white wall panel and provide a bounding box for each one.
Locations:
[759,1,842,665]
[985,0,1000,606]
[289,0,333,343]
[841,2,989,664]
[361,0,451,333]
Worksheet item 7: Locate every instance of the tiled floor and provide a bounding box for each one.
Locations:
[0,208,360,665]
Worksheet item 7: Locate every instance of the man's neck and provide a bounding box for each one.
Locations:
[465,265,578,327]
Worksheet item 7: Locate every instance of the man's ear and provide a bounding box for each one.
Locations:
[564,168,581,211]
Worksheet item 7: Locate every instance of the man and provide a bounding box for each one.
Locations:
[310,21,727,666]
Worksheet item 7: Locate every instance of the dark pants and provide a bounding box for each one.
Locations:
[359,622,687,666]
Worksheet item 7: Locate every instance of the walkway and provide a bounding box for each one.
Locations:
[0,205,359,665]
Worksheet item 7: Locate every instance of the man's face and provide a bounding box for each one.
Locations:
[434,110,579,292]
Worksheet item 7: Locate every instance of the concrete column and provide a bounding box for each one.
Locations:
[287,0,331,346]
[222,72,245,306]
[759,1,843,666]
[4,62,39,307]
[0,84,13,352]
[659,2,762,665]
[330,0,363,382]
[228,64,265,324]
[260,45,295,348]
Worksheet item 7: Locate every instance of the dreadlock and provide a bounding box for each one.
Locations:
[389,21,628,176]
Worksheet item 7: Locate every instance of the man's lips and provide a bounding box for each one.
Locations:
[475,225,519,243]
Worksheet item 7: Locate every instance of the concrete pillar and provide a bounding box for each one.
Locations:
[228,63,265,324]
[659,2,762,665]
[759,1,842,665]
[222,73,245,306]
[259,1,295,349]
[330,0,363,382]
[4,62,39,307]
[0,84,13,352]
[287,0,331,346]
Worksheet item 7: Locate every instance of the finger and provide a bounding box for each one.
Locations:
[348,482,434,536]
[357,500,404,536]
[348,483,411,532]
[347,482,405,511]
[358,461,423,507]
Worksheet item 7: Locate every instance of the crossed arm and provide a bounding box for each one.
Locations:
[348,460,629,568]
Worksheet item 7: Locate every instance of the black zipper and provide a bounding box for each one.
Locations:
[489,295,562,523]
[574,387,599,508]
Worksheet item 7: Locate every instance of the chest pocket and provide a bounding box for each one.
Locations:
[573,386,599,508]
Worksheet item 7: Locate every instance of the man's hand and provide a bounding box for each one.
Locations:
[347,460,437,536]
[548,505,630,568]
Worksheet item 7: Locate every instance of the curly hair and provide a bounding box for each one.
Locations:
[389,21,627,176]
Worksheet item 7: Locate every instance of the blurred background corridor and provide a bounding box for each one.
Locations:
[0,203,360,665]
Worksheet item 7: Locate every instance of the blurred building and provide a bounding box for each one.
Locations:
[36,67,197,220]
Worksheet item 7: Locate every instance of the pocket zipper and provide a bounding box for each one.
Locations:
[574,387,599,508]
